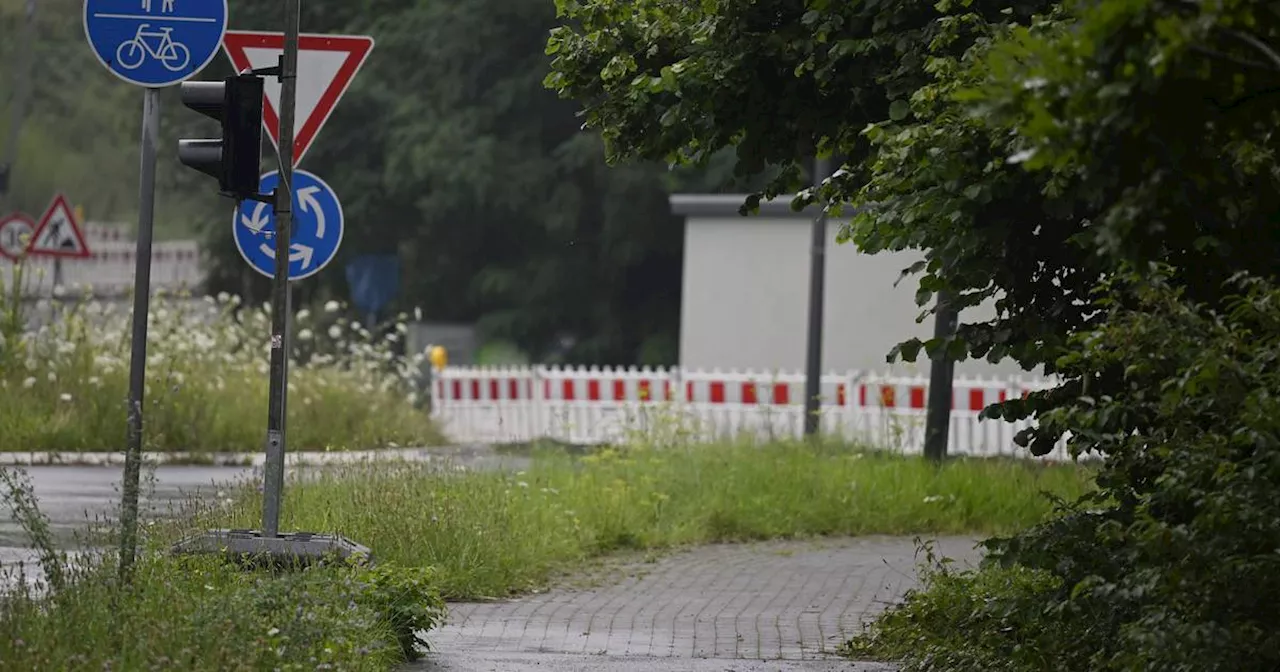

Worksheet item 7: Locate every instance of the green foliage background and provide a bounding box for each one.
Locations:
[0,0,771,366]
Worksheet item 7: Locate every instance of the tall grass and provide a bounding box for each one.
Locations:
[0,263,442,452]
[0,465,446,671]
[203,440,1097,600]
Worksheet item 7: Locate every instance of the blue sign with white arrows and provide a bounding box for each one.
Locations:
[83,0,228,88]
[233,170,345,282]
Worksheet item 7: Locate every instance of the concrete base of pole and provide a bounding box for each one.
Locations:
[170,529,373,568]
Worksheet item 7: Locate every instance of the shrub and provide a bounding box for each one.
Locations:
[850,267,1280,671]
[0,270,442,452]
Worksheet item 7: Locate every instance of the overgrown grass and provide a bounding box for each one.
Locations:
[201,440,1096,600]
[0,264,443,452]
[0,466,446,671]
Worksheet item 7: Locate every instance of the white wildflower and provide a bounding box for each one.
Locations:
[59,393,72,402]
[22,377,36,389]
[324,300,340,313]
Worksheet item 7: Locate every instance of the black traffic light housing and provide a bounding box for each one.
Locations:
[178,74,265,200]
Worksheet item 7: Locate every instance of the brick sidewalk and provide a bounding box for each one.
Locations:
[415,535,982,669]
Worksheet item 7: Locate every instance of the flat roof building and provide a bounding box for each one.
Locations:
[671,194,1034,379]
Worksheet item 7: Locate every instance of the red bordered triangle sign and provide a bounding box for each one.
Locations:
[222,31,375,168]
[28,194,91,259]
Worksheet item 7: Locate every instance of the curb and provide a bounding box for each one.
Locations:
[0,445,494,467]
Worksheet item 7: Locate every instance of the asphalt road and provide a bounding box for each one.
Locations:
[0,446,530,581]
[0,465,257,579]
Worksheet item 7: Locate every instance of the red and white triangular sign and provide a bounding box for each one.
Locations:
[222,31,375,168]
[28,194,90,259]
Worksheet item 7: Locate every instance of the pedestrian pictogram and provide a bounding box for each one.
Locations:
[222,31,375,167]
[28,194,92,259]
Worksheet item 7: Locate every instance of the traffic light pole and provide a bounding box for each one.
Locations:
[118,87,161,584]
[169,0,368,565]
[260,0,301,539]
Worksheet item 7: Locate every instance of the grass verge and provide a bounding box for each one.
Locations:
[0,275,443,452]
[2,441,1095,668]
[0,466,446,671]
[200,440,1096,600]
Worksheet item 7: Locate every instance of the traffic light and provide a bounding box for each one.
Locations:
[177,74,264,200]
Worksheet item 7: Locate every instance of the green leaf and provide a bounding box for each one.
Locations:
[888,99,911,121]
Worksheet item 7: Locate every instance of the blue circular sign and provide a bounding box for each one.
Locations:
[232,170,346,282]
[83,0,228,88]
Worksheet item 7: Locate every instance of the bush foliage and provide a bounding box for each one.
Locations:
[850,268,1280,671]
[0,270,442,452]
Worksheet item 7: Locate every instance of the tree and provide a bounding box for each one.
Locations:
[194,0,702,365]
[545,0,1280,452]
[544,0,1086,420]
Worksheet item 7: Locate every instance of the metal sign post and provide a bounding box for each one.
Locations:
[83,0,228,583]
[118,89,160,581]
[803,157,831,438]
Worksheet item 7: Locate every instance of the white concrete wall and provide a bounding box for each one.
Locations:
[676,200,1035,379]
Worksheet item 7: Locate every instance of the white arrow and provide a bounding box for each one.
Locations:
[298,186,326,239]
[240,202,270,233]
[259,242,316,270]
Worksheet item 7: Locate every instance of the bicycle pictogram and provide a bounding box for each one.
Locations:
[115,23,191,72]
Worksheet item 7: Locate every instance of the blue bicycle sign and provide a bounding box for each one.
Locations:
[83,0,227,88]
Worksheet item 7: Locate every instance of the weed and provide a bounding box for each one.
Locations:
[198,439,1096,600]
[0,277,443,453]
[0,466,446,670]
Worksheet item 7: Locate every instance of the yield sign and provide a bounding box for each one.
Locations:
[222,31,375,168]
[28,194,91,259]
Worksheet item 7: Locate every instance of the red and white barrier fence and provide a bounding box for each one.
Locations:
[430,366,1068,460]
[1,241,203,297]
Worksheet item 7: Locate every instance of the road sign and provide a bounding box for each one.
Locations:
[0,212,35,261]
[28,194,91,259]
[83,0,228,88]
[222,32,375,167]
[232,169,344,281]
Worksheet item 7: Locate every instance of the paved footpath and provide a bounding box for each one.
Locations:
[411,535,983,671]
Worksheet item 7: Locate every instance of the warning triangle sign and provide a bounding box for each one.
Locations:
[28,194,90,259]
[222,31,375,168]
